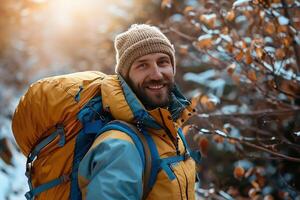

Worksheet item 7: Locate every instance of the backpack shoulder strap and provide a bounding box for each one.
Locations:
[178,127,201,164]
[97,120,154,200]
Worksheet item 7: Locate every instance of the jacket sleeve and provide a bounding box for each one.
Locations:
[78,131,143,200]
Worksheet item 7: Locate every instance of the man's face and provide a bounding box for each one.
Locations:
[127,53,175,110]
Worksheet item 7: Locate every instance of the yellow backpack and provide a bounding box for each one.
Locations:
[12,71,109,199]
[12,71,196,200]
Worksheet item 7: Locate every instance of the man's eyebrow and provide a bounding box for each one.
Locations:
[158,56,170,60]
[158,56,169,59]
[135,59,148,63]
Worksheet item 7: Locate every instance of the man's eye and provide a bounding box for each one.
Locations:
[137,63,146,69]
[159,60,170,66]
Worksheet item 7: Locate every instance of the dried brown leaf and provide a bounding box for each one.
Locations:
[234,166,245,179]
[255,47,265,59]
[265,22,275,35]
[195,38,213,49]
[247,70,257,81]
[245,50,253,64]
[275,48,286,59]
[199,137,209,157]
[235,50,244,61]
[226,10,235,21]
[179,45,189,55]
[161,0,172,9]
[226,43,234,53]
[277,25,288,33]
[227,63,236,75]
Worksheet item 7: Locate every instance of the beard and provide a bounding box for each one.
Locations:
[127,77,174,110]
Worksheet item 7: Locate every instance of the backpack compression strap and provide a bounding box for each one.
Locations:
[25,125,68,200]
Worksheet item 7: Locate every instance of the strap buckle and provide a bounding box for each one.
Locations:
[184,151,191,161]
[25,162,32,178]
[25,191,33,200]
[61,174,70,182]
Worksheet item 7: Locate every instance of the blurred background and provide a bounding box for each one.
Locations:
[1,0,300,199]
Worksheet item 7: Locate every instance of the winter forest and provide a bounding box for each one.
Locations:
[0,0,300,199]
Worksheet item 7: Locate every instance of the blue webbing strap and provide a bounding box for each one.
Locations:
[25,175,70,200]
[177,128,189,151]
[70,120,105,200]
[99,121,155,200]
[142,127,186,182]
[27,125,65,163]
[178,128,201,164]
[98,122,146,168]
[138,128,161,190]
[25,125,66,200]
[83,120,105,134]
[160,155,185,180]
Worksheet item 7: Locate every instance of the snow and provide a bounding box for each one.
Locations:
[207,93,220,105]
[264,46,276,53]
[0,92,28,199]
[0,170,10,200]
[198,34,213,41]
[215,130,227,137]
[221,105,238,114]
[235,15,247,23]
[232,0,251,8]
[184,70,216,83]
[271,3,282,8]
[243,37,252,44]
[183,70,226,96]
[234,160,254,169]
[294,131,300,137]
[0,149,27,200]
[264,36,273,43]
[169,14,184,22]
[220,34,232,43]
[272,10,281,17]
[198,113,209,118]
[200,128,210,134]
[278,16,289,25]
[201,25,220,34]
[201,13,216,21]
[186,0,198,6]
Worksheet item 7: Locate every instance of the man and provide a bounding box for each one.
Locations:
[78,24,197,200]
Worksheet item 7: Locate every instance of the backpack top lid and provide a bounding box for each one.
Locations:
[12,71,106,156]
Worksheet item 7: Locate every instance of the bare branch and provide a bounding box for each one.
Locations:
[196,108,300,119]
[280,0,300,74]
[216,132,300,163]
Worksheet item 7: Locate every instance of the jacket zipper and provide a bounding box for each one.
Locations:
[171,164,184,200]
[158,109,180,155]
[158,108,184,199]
[182,164,189,199]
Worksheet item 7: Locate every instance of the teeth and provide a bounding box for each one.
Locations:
[148,85,164,89]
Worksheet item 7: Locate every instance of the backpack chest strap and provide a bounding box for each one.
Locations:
[159,154,189,180]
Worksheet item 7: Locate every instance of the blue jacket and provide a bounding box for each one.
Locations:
[78,75,197,200]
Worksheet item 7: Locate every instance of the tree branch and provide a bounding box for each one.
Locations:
[280,0,300,74]
[215,131,300,163]
[196,108,300,119]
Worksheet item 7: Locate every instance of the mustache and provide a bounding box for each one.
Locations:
[143,79,169,86]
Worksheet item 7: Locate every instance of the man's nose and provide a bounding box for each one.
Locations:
[149,63,163,80]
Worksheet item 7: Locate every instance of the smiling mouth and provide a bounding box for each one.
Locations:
[146,84,165,90]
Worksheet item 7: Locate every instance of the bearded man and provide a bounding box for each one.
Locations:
[78,24,197,200]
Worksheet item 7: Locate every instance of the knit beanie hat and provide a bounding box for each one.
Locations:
[114,24,176,76]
